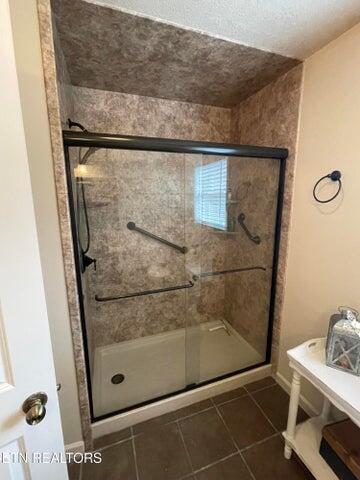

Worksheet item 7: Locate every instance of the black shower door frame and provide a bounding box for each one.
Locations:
[63,130,287,422]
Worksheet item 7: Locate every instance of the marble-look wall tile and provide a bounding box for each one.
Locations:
[69,89,232,351]
[230,65,304,366]
[71,86,231,142]
[76,141,280,354]
[77,149,229,348]
[37,0,92,450]
[52,0,300,108]
[225,270,273,355]
[51,11,73,127]
[84,149,187,347]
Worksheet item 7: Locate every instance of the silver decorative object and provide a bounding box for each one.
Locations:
[326,306,360,376]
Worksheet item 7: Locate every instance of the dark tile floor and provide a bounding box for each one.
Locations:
[69,377,314,480]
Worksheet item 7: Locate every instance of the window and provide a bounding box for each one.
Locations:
[194,159,228,230]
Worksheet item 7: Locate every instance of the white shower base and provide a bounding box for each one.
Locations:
[92,319,263,417]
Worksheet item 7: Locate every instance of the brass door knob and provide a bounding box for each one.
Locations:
[22,392,48,425]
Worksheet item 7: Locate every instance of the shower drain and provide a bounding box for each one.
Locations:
[111,373,125,384]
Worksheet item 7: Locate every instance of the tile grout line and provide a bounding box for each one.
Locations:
[238,451,256,480]
[212,380,277,409]
[177,410,249,479]
[211,397,256,480]
[178,404,268,479]
[213,392,248,408]
[238,433,282,480]
[246,389,279,433]
[243,381,277,395]
[176,419,196,476]
[239,432,280,453]
[130,426,140,480]
[170,405,214,424]
[211,392,287,479]
[212,382,300,477]
[192,451,239,475]
[177,474,196,480]
[96,434,134,452]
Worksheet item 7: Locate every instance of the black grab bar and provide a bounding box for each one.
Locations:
[95,281,194,302]
[237,213,261,245]
[127,222,187,254]
[198,266,266,279]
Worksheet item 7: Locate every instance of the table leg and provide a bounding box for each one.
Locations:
[284,370,301,459]
[321,397,331,422]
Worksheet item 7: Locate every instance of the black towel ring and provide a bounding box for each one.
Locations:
[313,170,342,203]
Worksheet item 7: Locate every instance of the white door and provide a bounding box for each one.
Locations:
[0,1,68,478]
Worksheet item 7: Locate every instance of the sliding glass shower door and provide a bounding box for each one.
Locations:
[64,138,283,419]
[184,154,280,387]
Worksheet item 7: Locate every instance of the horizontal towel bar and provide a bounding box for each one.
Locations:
[95,280,194,302]
[127,222,187,254]
[195,266,266,279]
[95,267,266,302]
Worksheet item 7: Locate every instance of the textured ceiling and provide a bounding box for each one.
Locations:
[52,0,300,107]
[86,0,360,59]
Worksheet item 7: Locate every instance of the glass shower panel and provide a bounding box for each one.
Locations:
[184,155,280,386]
[66,144,282,419]
[68,146,194,417]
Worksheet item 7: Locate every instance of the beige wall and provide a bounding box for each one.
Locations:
[9,0,82,445]
[278,23,360,410]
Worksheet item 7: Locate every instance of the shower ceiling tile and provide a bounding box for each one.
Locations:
[51,0,300,108]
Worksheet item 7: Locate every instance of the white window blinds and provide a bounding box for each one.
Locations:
[194,159,228,230]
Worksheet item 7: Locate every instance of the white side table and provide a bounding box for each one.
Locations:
[283,338,360,480]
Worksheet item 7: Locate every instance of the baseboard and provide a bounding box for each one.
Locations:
[276,371,319,417]
[92,364,272,438]
[65,440,85,454]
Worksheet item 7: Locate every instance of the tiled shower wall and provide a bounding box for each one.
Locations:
[55,30,302,361]
[51,9,73,127]
[79,147,279,354]
[50,0,302,365]
[82,151,225,348]
[70,86,231,142]
[70,80,301,360]
[71,88,232,351]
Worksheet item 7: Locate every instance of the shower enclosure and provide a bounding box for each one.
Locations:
[63,130,286,420]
